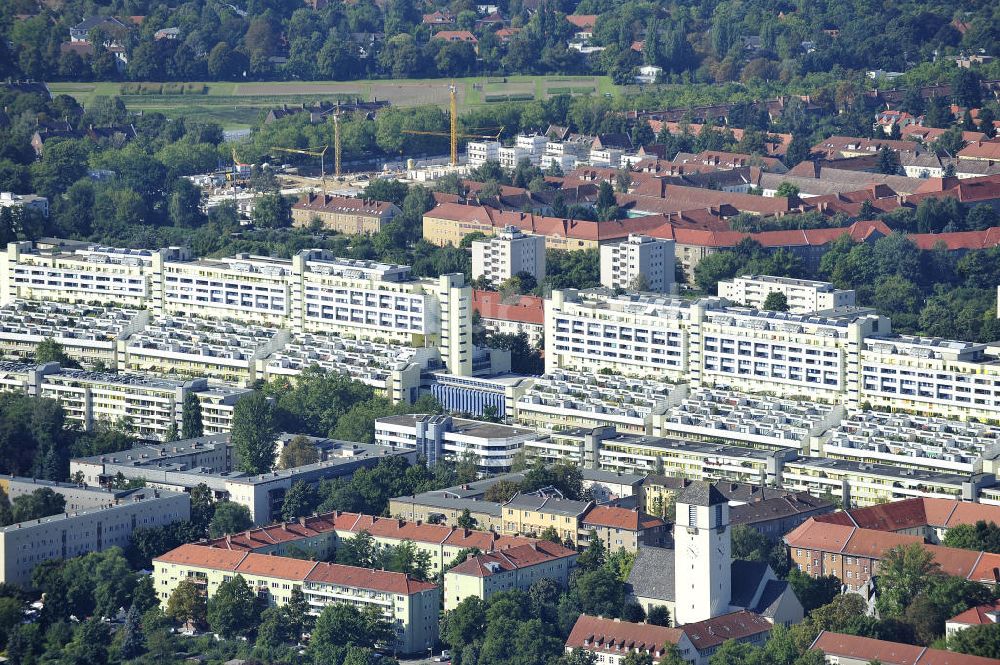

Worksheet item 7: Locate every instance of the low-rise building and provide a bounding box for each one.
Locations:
[717,275,855,313]
[471,226,546,285]
[291,194,400,234]
[1,485,189,587]
[580,505,670,550]
[471,290,544,347]
[809,631,999,665]
[443,540,578,610]
[467,141,500,167]
[0,192,48,217]
[374,414,540,472]
[72,435,412,524]
[153,544,440,654]
[500,493,593,547]
[946,600,1000,638]
[599,235,675,293]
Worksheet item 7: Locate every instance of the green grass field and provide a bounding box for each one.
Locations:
[46,76,618,129]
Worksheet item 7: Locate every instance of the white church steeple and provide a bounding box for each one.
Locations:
[673,481,731,625]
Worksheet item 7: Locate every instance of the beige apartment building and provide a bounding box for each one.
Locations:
[291,194,400,235]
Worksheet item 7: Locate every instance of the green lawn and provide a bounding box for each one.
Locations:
[46,75,618,129]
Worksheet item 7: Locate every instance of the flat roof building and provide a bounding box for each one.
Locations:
[717,275,856,314]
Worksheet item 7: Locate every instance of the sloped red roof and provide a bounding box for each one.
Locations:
[305,561,437,594]
[811,630,1000,665]
[154,543,247,569]
[565,615,685,657]
[947,600,1000,627]
[908,226,1000,250]
[432,30,478,43]
[472,289,544,325]
[447,540,577,577]
[565,14,597,29]
[582,506,665,531]
[681,611,772,650]
[236,552,319,580]
[958,140,1000,160]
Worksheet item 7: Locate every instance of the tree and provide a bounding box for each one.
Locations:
[165,579,206,628]
[457,508,476,530]
[232,392,276,474]
[0,596,23,650]
[876,543,939,617]
[118,602,145,660]
[787,568,841,613]
[596,181,619,221]
[455,450,480,483]
[181,391,203,440]
[35,338,79,368]
[441,596,487,662]
[310,603,394,652]
[950,623,1000,658]
[253,192,292,229]
[877,145,900,175]
[336,531,381,568]
[763,291,789,311]
[776,182,801,201]
[207,575,259,639]
[208,500,253,538]
[281,480,318,521]
[278,434,319,469]
[647,605,670,626]
[484,479,522,503]
[390,540,431,581]
[63,618,111,665]
[944,521,1000,553]
[12,487,66,523]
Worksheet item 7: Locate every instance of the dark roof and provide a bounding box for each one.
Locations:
[626,545,675,602]
[676,481,727,507]
[729,492,834,526]
[729,560,770,608]
[750,579,790,618]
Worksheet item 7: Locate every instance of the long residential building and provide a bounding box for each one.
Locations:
[717,275,856,313]
[1,484,189,587]
[72,436,413,525]
[153,544,439,654]
[0,242,474,376]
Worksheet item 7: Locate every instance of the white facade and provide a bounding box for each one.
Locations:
[0,192,48,217]
[674,491,731,625]
[471,226,546,285]
[717,275,856,313]
[599,235,675,293]
[499,146,532,169]
[467,141,501,167]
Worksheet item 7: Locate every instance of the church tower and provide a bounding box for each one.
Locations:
[673,481,731,625]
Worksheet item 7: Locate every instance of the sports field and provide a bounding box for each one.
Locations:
[46,76,616,129]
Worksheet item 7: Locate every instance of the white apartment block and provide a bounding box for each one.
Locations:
[0,361,248,440]
[0,485,189,587]
[499,146,532,169]
[1,243,474,376]
[0,241,189,309]
[467,141,501,167]
[599,235,675,293]
[374,413,539,472]
[471,226,545,284]
[545,290,713,379]
[589,148,623,168]
[717,275,856,313]
[0,192,49,217]
[859,336,1000,423]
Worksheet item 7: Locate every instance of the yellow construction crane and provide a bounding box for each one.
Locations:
[332,113,342,178]
[272,145,329,191]
[401,84,502,167]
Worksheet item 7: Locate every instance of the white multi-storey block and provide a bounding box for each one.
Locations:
[0,241,189,309]
[467,140,501,167]
[695,307,889,405]
[545,290,716,379]
[599,234,675,293]
[471,226,545,284]
[499,146,532,169]
[717,275,856,313]
[859,336,1000,422]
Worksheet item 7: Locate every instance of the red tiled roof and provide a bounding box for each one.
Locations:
[811,631,1000,665]
[236,552,319,580]
[432,30,478,43]
[842,529,923,559]
[305,561,437,594]
[908,226,1000,250]
[814,497,1000,532]
[565,615,685,659]
[472,289,544,325]
[293,193,396,215]
[582,506,666,531]
[947,600,1000,627]
[958,140,1000,160]
[565,14,597,29]
[447,540,577,577]
[681,611,772,650]
[154,543,247,570]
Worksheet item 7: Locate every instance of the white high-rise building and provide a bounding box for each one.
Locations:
[673,482,731,625]
[599,235,675,293]
[467,141,501,167]
[718,275,856,313]
[471,226,545,285]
